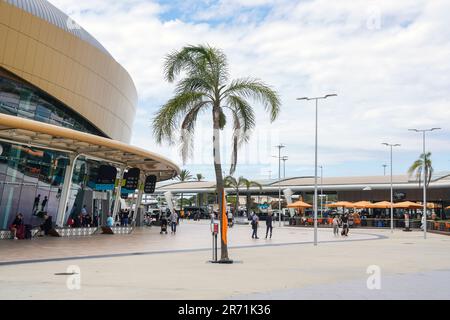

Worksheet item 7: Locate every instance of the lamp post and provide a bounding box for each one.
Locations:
[297,94,337,246]
[281,156,288,178]
[408,128,441,239]
[274,144,285,227]
[319,165,323,218]
[382,164,388,176]
[382,143,401,233]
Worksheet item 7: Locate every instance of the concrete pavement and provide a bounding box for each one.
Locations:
[0,221,449,299]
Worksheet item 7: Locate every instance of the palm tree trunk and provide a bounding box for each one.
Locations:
[235,190,239,216]
[181,193,184,213]
[213,107,229,261]
[246,191,250,216]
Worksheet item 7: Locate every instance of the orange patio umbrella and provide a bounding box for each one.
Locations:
[352,201,373,209]
[426,203,437,209]
[368,201,393,209]
[287,200,312,208]
[392,201,423,209]
[326,201,354,208]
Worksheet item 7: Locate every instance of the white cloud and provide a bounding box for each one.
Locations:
[48,0,450,179]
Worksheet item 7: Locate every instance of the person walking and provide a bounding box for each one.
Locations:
[251,212,259,239]
[332,215,340,236]
[41,196,48,212]
[170,210,178,234]
[228,210,234,228]
[341,213,349,236]
[33,194,40,214]
[265,212,273,239]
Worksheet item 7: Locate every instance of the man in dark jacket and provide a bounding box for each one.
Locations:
[39,214,53,236]
[251,213,259,239]
[265,212,273,239]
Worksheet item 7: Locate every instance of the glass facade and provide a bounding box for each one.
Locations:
[0,70,114,229]
[64,157,113,227]
[0,69,106,136]
[0,142,68,229]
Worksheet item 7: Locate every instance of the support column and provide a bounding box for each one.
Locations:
[56,154,79,227]
[133,172,145,223]
[112,166,126,222]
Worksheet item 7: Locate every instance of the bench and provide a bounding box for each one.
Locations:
[49,227,99,237]
[100,226,134,235]
[0,228,40,240]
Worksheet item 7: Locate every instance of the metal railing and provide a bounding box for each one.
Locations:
[427,221,450,233]
[286,217,450,232]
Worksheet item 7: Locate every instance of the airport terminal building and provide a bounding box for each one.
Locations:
[0,0,179,229]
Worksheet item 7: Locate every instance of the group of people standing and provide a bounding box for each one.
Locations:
[250,212,273,239]
[159,209,179,234]
[32,194,48,214]
[332,214,350,237]
[67,205,99,228]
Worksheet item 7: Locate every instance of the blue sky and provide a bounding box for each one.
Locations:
[50,0,450,181]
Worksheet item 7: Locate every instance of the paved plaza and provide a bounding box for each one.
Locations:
[0,221,449,299]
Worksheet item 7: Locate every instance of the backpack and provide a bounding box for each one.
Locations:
[24,224,33,240]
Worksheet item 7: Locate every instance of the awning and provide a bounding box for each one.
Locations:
[0,113,180,181]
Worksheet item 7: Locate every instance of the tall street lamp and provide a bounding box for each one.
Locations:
[274,144,285,227]
[382,164,388,176]
[382,143,401,233]
[408,127,441,239]
[297,94,337,246]
[319,165,324,218]
[281,156,288,178]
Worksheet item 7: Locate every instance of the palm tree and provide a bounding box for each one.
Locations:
[408,152,433,187]
[153,44,280,261]
[224,176,248,216]
[176,169,193,211]
[195,174,205,206]
[243,179,262,215]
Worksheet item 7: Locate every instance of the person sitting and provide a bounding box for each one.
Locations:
[106,214,114,227]
[10,213,25,240]
[84,214,92,227]
[67,216,75,228]
[39,214,53,236]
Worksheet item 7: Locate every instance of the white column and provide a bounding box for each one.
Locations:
[56,154,79,227]
[112,166,126,221]
[133,173,145,223]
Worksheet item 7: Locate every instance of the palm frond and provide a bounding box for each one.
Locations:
[152,92,206,144]
[179,101,209,163]
[222,78,281,121]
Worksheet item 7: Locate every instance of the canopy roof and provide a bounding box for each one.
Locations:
[0,113,180,181]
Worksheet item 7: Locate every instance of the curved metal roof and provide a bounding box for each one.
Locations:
[6,0,111,56]
[0,113,180,181]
